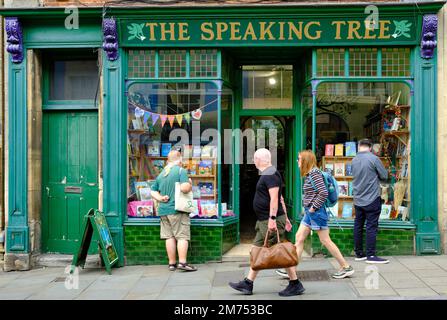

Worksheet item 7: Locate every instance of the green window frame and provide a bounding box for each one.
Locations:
[42,51,99,110]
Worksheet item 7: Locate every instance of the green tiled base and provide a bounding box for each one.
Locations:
[311,228,415,257]
[124,222,238,265]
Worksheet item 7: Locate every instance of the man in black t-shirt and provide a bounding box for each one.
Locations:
[229,148,305,297]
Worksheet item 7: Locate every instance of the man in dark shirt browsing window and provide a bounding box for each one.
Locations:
[229,148,304,297]
[352,139,389,264]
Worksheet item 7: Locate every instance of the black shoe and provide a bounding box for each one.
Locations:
[229,278,253,295]
[278,279,305,297]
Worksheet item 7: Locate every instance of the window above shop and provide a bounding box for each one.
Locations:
[127,49,222,79]
[242,65,293,109]
[315,47,411,78]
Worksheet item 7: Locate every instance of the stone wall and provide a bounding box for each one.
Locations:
[27,50,42,254]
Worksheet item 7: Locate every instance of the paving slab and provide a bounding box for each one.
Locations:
[158,284,211,300]
[419,276,447,286]
[395,287,439,297]
[213,270,245,287]
[76,289,130,300]
[124,293,160,300]
[355,287,398,297]
[430,286,447,295]
[127,277,167,295]
[410,268,447,278]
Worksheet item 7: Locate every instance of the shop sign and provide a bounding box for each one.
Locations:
[120,17,418,46]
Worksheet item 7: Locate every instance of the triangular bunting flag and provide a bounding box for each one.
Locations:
[151,113,160,126]
[160,115,168,127]
[143,112,150,125]
[168,115,175,128]
[183,113,190,124]
[176,114,183,127]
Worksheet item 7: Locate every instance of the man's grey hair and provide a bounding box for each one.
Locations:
[254,148,272,165]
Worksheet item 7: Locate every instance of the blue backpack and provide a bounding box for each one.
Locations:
[308,169,343,230]
[308,169,339,208]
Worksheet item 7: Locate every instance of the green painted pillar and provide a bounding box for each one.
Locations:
[102,49,125,266]
[5,55,30,270]
[413,50,440,254]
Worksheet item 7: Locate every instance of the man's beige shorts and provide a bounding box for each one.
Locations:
[160,213,191,241]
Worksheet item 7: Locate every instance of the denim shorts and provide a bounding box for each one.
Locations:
[301,206,329,231]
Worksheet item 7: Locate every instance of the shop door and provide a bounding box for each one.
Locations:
[42,111,99,253]
[239,116,290,243]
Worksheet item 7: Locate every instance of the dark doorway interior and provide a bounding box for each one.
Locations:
[239,116,286,243]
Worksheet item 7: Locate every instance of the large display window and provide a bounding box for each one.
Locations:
[305,81,411,223]
[126,81,234,220]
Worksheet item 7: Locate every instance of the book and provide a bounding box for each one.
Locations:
[345,142,357,157]
[201,145,214,158]
[345,163,353,176]
[139,187,152,201]
[161,143,172,157]
[151,160,165,176]
[200,200,217,217]
[391,117,401,131]
[342,203,353,219]
[189,200,200,218]
[198,160,213,175]
[192,186,201,199]
[325,144,334,156]
[335,144,344,156]
[147,142,160,156]
[338,181,349,196]
[221,203,227,216]
[190,160,198,175]
[198,182,214,196]
[193,145,202,158]
[397,206,408,221]
[380,204,392,220]
[324,163,334,176]
[328,202,339,217]
[334,163,345,177]
[133,181,149,199]
[348,181,353,196]
[372,143,382,156]
[136,204,154,217]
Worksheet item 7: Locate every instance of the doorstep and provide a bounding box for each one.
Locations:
[32,254,101,269]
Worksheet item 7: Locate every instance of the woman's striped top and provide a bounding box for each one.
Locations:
[303,168,329,210]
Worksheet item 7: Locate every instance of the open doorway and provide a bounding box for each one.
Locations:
[239,116,286,243]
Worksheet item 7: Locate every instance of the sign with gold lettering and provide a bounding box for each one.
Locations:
[120,17,419,46]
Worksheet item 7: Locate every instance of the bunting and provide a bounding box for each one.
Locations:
[128,97,217,128]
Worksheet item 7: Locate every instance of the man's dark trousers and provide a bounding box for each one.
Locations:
[354,196,381,257]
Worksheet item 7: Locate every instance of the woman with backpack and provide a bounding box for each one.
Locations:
[277,150,354,279]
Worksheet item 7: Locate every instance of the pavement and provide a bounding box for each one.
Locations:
[1,255,447,300]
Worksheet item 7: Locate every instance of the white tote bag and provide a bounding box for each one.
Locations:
[174,182,195,213]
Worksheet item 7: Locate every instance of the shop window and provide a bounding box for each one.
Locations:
[128,50,156,78]
[307,82,411,223]
[349,48,378,77]
[382,48,411,77]
[49,59,98,101]
[316,48,345,77]
[242,65,293,109]
[190,49,218,78]
[127,82,225,220]
[158,50,187,78]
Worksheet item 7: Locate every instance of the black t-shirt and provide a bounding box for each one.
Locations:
[252,166,285,221]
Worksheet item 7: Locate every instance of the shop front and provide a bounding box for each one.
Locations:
[1,2,444,270]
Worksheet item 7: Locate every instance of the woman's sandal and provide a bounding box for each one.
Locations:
[177,262,197,272]
[168,263,177,271]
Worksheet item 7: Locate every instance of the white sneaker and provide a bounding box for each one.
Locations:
[275,269,289,278]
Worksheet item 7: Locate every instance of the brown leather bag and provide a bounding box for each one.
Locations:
[250,229,298,271]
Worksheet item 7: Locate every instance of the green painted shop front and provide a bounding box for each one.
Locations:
[2,2,444,269]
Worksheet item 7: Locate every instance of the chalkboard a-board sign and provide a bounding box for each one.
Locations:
[71,209,118,274]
